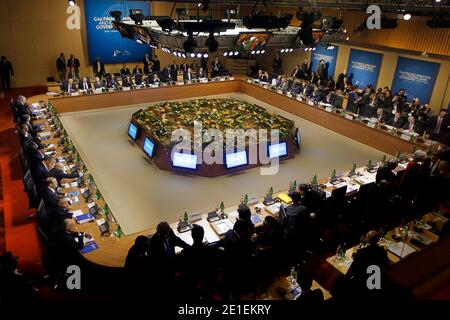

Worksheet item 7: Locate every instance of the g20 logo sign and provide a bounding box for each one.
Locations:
[66,4,81,30]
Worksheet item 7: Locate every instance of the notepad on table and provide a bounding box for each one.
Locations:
[80,242,99,254]
[387,241,416,258]
[74,213,95,224]
[277,193,292,204]
[210,219,233,236]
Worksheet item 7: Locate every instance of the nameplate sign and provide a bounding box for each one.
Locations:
[325,107,333,113]
[367,122,376,128]
[95,88,102,94]
[286,92,293,98]
[70,92,79,96]
[296,96,304,102]
[401,134,412,141]
[122,86,131,91]
[345,114,354,121]
[201,79,208,83]
[177,81,184,86]
[219,78,226,81]
[247,79,252,83]
[277,90,283,94]
[307,100,314,106]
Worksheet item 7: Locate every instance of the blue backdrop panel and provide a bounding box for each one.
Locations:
[391,57,440,104]
[347,49,383,88]
[84,0,151,64]
[311,44,339,79]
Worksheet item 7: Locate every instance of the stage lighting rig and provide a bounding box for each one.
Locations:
[205,32,219,53]
[243,13,293,30]
[183,32,197,53]
[129,9,145,25]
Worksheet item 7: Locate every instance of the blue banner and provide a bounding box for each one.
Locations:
[311,44,339,80]
[84,0,151,64]
[391,57,440,104]
[347,49,383,88]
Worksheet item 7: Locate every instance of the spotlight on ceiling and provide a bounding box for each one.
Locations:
[223,52,229,57]
[234,51,239,56]
[197,53,202,58]
[280,49,285,53]
[129,9,145,25]
[68,0,76,6]
[136,39,142,44]
[326,44,335,50]
[289,48,294,52]
[203,53,209,58]
[205,32,219,53]
[110,10,122,22]
[190,53,196,58]
[183,32,197,53]
[251,50,256,55]
[403,13,412,21]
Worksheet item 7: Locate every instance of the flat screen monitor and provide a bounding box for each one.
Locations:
[225,150,248,169]
[128,122,138,140]
[234,32,271,51]
[268,142,288,159]
[143,137,155,158]
[172,152,198,170]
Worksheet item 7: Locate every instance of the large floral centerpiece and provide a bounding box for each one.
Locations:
[132,98,295,148]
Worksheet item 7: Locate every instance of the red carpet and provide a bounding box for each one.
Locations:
[0,87,47,279]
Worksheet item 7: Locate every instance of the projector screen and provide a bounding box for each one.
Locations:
[225,150,248,169]
[172,152,198,170]
[143,137,155,157]
[268,142,288,159]
[128,122,138,140]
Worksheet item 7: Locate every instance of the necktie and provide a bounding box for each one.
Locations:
[164,239,172,258]
[435,117,442,135]
[410,123,413,131]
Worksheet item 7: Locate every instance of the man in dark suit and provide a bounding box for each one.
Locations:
[178,225,222,299]
[374,107,390,123]
[40,177,59,220]
[93,76,104,89]
[67,54,80,79]
[132,65,143,77]
[152,55,161,72]
[344,231,389,299]
[279,192,309,254]
[180,63,189,73]
[170,61,179,79]
[291,64,301,79]
[147,222,190,298]
[49,162,80,185]
[56,53,67,82]
[150,73,161,84]
[197,67,206,79]
[427,108,449,143]
[183,68,194,81]
[300,58,310,79]
[403,115,423,135]
[124,235,151,289]
[211,58,222,78]
[120,63,131,77]
[162,65,173,83]
[143,53,152,74]
[61,78,77,94]
[51,219,90,271]
[92,57,105,79]
[20,114,40,138]
[31,157,55,193]
[79,77,92,92]
[14,95,30,122]
[386,112,404,129]
[376,159,398,189]
[0,56,14,91]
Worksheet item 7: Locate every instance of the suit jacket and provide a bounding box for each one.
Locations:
[31,162,50,191]
[79,80,92,91]
[183,71,194,81]
[402,122,423,135]
[148,229,190,275]
[120,68,131,77]
[0,60,14,76]
[61,81,78,93]
[132,67,143,76]
[428,115,449,136]
[180,64,189,72]
[386,117,404,129]
[162,68,173,82]
[197,70,206,78]
[48,168,78,184]
[41,187,59,209]
[376,165,397,186]
[25,143,44,167]
[67,58,80,71]
[15,101,30,120]
[93,80,104,89]
[56,57,66,72]
[92,61,105,76]
[152,59,160,72]
[291,68,301,79]
[278,203,308,242]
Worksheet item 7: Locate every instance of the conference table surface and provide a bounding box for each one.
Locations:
[27,79,442,269]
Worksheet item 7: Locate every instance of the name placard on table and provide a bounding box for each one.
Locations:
[345,114,354,121]
[367,122,377,128]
